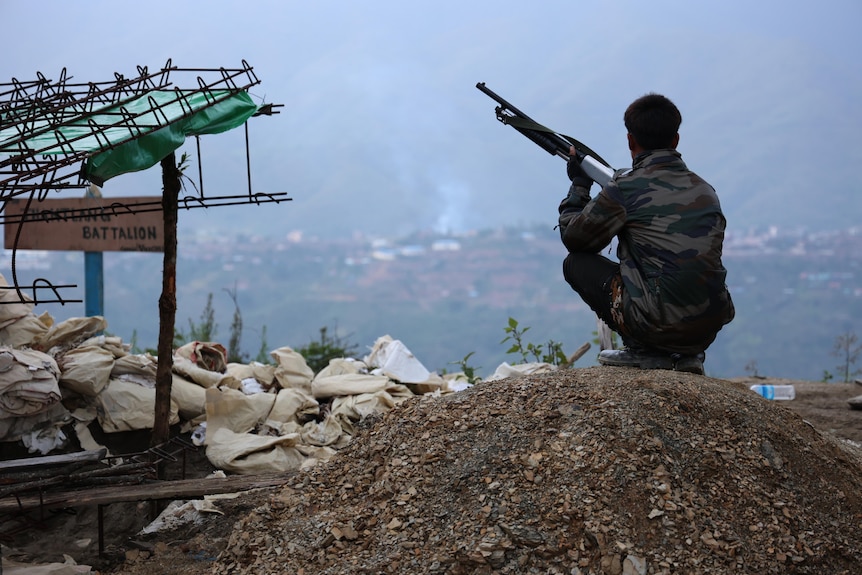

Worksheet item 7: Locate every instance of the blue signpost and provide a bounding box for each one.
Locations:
[84,185,104,318]
[84,252,103,318]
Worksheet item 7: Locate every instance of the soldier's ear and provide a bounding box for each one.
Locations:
[627,133,636,151]
[671,133,680,149]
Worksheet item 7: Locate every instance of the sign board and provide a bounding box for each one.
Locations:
[3,196,164,252]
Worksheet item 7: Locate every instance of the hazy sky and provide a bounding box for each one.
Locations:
[3,0,861,239]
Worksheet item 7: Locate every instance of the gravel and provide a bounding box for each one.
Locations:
[114,367,862,575]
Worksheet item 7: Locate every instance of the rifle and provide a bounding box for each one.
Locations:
[476,82,615,187]
[477,82,618,352]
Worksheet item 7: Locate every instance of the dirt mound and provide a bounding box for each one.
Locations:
[8,369,837,573]
[125,367,862,575]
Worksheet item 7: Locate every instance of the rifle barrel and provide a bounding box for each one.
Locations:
[476,82,615,187]
[475,82,540,126]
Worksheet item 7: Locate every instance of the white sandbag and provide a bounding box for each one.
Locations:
[0,311,52,348]
[111,353,158,388]
[311,373,392,399]
[364,335,432,384]
[173,356,239,389]
[404,371,446,395]
[261,419,304,437]
[205,427,305,474]
[32,315,108,354]
[0,556,93,574]
[171,374,208,420]
[0,273,36,329]
[442,372,475,392]
[95,378,179,433]
[296,445,338,469]
[315,357,368,378]
[0,348,62,417]
[205,386,276,435]
[300,415,344,447]
[81,334,129,358]
[270,347,314,391]
[484,361,557,382]
[331,390,399,422]
[112,354,157,377]
[0,402,70,442]
[139,495,225,536]
[225,361,277,389]
[175,341,227,372]
[268,387,319,424]
[21,425,68,455]
[57,345,115,396]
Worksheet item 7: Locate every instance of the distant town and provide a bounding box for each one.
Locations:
[3,223,861,305]
[3,223,860,381]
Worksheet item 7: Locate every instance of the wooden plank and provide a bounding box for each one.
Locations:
[3,197,164,252]
[0,473,290,513]
[0,448,108,472]
[563,342,592,367]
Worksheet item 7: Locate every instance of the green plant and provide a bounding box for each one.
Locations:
[501,317,568,366]
[821,370,834,383]
[129,329,141,354]
[175,292,218,345]
[295,325,359,374]
[224,284,246,363]
[140,290,269,361]
[254,325,271,364]
[176,151,201,194]
[449,351,482,384]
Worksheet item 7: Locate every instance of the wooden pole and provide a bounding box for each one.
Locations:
[597,318,615,351]
[152,152,180,449]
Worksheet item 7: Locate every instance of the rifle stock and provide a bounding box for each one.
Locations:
[476,82,615,187]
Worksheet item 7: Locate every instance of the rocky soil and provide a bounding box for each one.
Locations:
[3,369,861,574]
[103,369,862,575]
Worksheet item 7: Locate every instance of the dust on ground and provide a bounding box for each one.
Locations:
[3,370,862,574]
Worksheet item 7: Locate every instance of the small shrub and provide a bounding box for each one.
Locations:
[449,351,482,385]
[501,317,568,366]
[296,325,359,374]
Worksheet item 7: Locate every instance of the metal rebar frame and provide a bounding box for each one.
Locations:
[0,435,200,555]
[0,59,287,305]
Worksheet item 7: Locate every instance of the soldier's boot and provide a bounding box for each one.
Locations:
[597,347,674,370]
[673,353,706,375]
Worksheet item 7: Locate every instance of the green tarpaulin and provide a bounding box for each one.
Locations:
[0,90,258,185]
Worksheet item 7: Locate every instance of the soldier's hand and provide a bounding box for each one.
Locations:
[566,146,592,185]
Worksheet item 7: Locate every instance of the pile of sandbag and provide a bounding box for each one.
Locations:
[0,281,473,470]
[0,295,124,453]
[0,273,81,453]
[2,267,558,469]
[193,336,450,474]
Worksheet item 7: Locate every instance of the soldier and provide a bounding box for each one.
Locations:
[558,93,734,375]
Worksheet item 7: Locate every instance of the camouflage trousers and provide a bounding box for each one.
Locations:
[562,252,627,338]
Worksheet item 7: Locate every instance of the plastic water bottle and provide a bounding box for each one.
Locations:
[749,384,795,400]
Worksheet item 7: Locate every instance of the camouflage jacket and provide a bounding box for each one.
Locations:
[558,149,735,353]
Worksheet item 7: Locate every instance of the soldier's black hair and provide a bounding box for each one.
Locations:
[624,93,682,150]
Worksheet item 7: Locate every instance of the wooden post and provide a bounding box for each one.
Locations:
[152,152,180,450]
[597,318,615,351]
